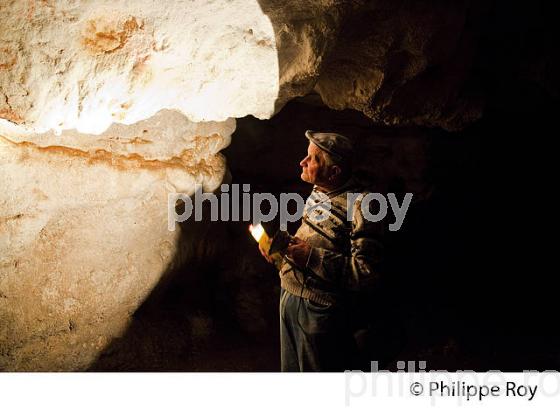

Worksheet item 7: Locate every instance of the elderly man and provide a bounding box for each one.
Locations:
[260,130,385,372]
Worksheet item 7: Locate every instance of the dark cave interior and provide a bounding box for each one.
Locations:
[90,88,557,371]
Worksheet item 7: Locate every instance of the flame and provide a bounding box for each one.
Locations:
[249,223,264,242]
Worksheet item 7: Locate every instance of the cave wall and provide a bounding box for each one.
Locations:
[2,0,498,136]
[0,111,231,371]
[1,0,557,370]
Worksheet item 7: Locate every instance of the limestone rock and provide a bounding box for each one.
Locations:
[313,0,485,130]
[0,111,231,370]
[1,0,486,135]
[0,0,279,134]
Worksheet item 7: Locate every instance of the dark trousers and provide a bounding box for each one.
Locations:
[279,288,357,371]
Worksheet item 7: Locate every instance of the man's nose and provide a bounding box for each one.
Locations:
[299,157,308,167]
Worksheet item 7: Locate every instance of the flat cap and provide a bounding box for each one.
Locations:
[305,130,353,162]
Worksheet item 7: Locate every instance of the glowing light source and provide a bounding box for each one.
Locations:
[249,223,291,269]
[249,223,265,242]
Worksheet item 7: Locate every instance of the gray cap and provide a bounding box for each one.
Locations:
[305,130,353,162]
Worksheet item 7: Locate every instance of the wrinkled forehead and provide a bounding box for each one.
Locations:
[307,141,323,156]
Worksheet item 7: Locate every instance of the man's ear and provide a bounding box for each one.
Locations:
[330,165,342,179]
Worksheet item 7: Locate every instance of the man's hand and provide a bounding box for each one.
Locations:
[286,237,311,268]
[258,241,273,264]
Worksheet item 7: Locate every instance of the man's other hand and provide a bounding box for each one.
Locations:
[258,241,273,264]
[286,237,311,268]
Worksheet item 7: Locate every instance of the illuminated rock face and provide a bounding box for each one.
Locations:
[0,111,232,370]
[0,0,279,134]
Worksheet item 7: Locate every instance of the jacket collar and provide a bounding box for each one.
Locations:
[314,176,359,199]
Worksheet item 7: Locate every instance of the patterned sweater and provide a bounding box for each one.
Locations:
[279,179,386,305]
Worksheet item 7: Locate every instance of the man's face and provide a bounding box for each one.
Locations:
[299,142,329,186]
